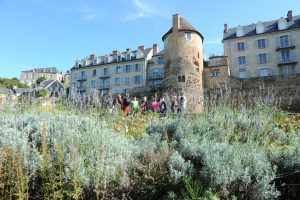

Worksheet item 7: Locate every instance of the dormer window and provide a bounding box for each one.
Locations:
[278,17,287,30]
[117,55,122,62]
[93,59,98,65]
[256,22,264,34]
[83,60,87,67]
[126,54,131,61]
[236,26,244,37]
[136,50,144,59]
[185,32,192,41]
[75,62,79,68]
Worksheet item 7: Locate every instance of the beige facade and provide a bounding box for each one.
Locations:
[20,67,63,87]
[223,11,300,79]
[70,45,155,96]
[147,50,164,88]
[203,56,230,89]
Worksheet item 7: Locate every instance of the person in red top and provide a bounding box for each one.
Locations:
[150,97,160,112]
[122,93,131,115]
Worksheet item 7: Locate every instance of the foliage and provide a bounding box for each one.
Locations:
[37,88,48,97]
[0,98,300,199]
[0,77,28,89]
[36,76,46,85]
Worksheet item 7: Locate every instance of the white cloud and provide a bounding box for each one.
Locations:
[124,0,167,21]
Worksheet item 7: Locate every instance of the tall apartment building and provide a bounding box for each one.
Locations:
[70,45,156,96]
[223,11,300,78]
[20,67,63,87]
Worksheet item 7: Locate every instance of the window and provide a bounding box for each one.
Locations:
[178,75,186,82]
[135,64,140,72]
[91,80,96,88]
[281,66,295,75]
[81,71,86,79]
[185,32,192,40]
[103,68,109,76]
[105,57,109,64]
[126,54,131,60]
[280,35,289,47]
[125,77,130,85]
[157,56,164,64]
[125,65,130,73]
[92,69,96,76]
[238,56,246,66]
[50,75,53,79]
[238,71,247,78]
[117,55,121,62]
[93,59,98,65]
[124,89,129,94]
[115,78,121,86]
[259,68,269,77]
[152,68,160,77]
[257,39,266,49]
[134,75,141,84]
[116,66,121,74]
[258,53,267,64]
[31,74,35,79]
[237,42,245,51]
[281,51,291,62]
[211,71,220,77]
[101,79,109,88]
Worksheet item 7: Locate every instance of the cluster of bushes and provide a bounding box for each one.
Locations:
[0,103,299,199]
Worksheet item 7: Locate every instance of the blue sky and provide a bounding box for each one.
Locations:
[0,0,299,78]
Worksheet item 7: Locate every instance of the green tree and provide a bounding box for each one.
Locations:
[0,77,28,89]
[36,76,46,85]
[37,88,48,97]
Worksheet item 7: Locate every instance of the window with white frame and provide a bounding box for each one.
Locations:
[134,75,141,84]
[125,65,130,73]
[257,39,266,49]
[281,66,295,75]
[115,78,121,86]
[135,64,140,72]
[279,35,289,48]
[157,56,164,64]
[281,50,291,62]
[103,68,109,76]
[116,66,121,74]
[238,56,246,66]
[211,70,220,77]
[237,42,245,51]
[125,77,130,85]
[126,54,131,60]
[258,53,267,64]
[91,80,96,88]
[185,32,192,41]
[259,68,269,77]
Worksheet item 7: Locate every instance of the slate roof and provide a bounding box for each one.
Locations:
[223,15,300,41]
[162,16,204,41]
[0,88,14,95]
[21,67,59,73]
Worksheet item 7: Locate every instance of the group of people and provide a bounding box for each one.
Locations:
[112,91,187,115]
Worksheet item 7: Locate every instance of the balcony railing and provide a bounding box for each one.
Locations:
[99,84,110,89]
[99,73,110,78]
[277,55,297,66]
[77,75,87,81]
[148,74,163,80]
[276,38,296,51]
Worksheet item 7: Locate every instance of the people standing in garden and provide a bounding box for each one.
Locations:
[140,96,148,112]
[178,91,187,113]
[159,96,167,114]
[150,97,160,112]
[130,96,139,115]
[122,93,131,115]
[170,96,177,113]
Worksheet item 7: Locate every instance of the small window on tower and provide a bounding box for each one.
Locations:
[185,32,192,41]
[178,75,186,82]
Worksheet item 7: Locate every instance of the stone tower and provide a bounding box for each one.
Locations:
[162,14,204,112]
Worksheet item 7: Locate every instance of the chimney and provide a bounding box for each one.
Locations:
[126,48,131,52]
[287,10,293,22]
[224,24,228,33]
[153,44,158,54]
[138,45,145,51]
[90,54,95,59]
[172,14,180,30]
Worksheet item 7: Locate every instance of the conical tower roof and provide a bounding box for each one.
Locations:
[162,15,204,41]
